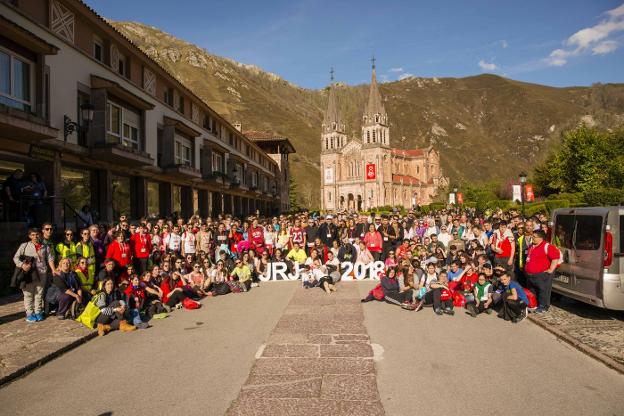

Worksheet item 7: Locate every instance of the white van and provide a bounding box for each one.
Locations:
[550,207,623,310]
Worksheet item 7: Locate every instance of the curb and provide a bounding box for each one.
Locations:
[528,315,624,375]
[0,330,97,388]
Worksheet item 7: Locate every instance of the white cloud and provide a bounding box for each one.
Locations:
[389,67,404,73]
[546,2,624,66]
[500,40,509,49]
[478,60,498,71]
[398,73,414,80]
[592,39,618,54]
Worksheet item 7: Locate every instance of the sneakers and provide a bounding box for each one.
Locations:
[56,314,66,320]
[466,304,477,318]
[401,302,417,311]
[534,307,546,314]
[443,307,455,316]
[251,282,259,288]
[25,314,37,323]
[34,313,45,321]
[484,308,493,315]
[434,308,443,316]
[135,322,149,329]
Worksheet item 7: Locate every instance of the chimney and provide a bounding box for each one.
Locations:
[234,121,242,132]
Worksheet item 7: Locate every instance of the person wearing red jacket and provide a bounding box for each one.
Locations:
[363,223,383,261]
[159,272,187,308]
[105,231,132,284]
[131,225,152,275]
[249,219,265,255]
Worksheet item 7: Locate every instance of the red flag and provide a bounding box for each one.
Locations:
[457,192,464,204]
[365,163,376,180]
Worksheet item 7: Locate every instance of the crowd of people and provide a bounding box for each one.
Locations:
[11,206,561,335]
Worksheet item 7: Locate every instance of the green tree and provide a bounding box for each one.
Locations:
[534,126,624,205]
[288,175,301,212]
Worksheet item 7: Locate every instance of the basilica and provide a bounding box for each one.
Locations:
[320,62,448,211]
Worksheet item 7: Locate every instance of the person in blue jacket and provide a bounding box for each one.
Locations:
[499,272,528,323]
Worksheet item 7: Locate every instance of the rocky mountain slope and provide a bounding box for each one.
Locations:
[111,21,624,207]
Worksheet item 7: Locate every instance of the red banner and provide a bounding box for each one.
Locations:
[365,163,376,180]
[525,184,535,202]
[457,192,464,204]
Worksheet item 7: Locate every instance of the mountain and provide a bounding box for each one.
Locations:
[111,21,624,207]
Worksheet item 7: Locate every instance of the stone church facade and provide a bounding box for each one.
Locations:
[320,64,448,211]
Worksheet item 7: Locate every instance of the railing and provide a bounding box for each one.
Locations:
[1,195,55,225]
[63,201,83,232]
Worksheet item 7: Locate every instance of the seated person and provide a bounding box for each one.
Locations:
[416,271,454,315]
[96,259,118,291]
[380,267,416,310]
[498,272,528,323]
[95,278,136,335]
[466,273,493,317]
[286,241,308,265]
[49,258,83,319]
[123,274,150,329]
[230,258,252,291]
[160,272,188,308]
[184,262,209,296]
[74,257,96,300]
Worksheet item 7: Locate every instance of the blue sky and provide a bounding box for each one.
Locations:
[86,0,624,89]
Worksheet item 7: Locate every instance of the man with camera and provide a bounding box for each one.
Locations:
[12,228,55,322]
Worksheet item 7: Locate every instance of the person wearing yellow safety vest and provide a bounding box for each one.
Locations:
[75,228,96,278]
[514,220,533,288]
[56,229,77,265]
[74,257,96,300]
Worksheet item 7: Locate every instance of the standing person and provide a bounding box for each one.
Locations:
[363,223,383,261]
[249,219,266,255]
[131,224,152,275]
[13,228,53,322]
[165,224,182,256]
[181,223,196,258]
[77,205,94,229]
[524,230,560,313]
[195,223,212,255]
[318,215,337,248]
[89,225,105,267]
[289,218,305,250]
[56,229,77,264]
[304,218,319,255]
[515,221,533,287]
[490,222,515,277]
[75,228,96,280]
[105,231,132,284]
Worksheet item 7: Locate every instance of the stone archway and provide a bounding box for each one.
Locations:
[340,195,345,210]
[357,195,362,212]
[347,193,355,211]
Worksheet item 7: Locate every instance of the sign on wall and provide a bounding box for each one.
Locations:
[365,163,376,180]
[324,167,334,184]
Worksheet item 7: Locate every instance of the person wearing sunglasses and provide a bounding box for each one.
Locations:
[230,259,252,291]
[74,257,95,301]
[56,229,77,265]
[76,228,96,281]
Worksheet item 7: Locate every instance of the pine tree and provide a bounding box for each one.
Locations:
[288,175,301,212]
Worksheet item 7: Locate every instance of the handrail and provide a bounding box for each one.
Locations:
[63,200,82,232]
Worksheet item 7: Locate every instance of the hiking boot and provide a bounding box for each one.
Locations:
[119,321,136,332]
[97,323,111,336]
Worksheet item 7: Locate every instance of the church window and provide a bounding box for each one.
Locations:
[417,166,420,174]
[325,138,328,149]
[331,138,334,148]
[332,122,336,131]
[328,192,332,202]
[366,130,370,142]
[372,130,376,141]
[375,114,379,123]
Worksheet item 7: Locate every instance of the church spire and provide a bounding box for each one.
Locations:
[323,68,344,134]
[364,55,386,120]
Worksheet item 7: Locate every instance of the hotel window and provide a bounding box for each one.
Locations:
[118,54,126,77]
[0,48,33,113]
[252,171,258,187]
[174,135,192,167]
[211,152,223,173]
[164,87,174,106]
[122,109,140,150]
[178,95,184,113]
[107,101,141,150]
[92,36,104,62]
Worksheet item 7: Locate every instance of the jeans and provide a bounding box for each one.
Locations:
[527,272,553,309]
[130,308,144,326]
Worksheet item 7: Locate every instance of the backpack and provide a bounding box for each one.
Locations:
[544,243,564,267]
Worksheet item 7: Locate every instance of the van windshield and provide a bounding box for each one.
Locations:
[553,214,602,251]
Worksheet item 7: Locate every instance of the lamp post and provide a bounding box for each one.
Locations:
[64,103,94,143]
[519,172,527,217]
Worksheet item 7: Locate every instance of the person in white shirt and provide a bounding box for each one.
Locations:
[437,225,452,249]
[165,225,182,255]
[181,224,196,257]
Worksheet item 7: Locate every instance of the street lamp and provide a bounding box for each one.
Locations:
[64,103,94,143]
[519,172,527,217]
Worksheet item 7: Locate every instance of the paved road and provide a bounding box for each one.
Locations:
[0,282,298,416]
[357,283,624,416]
[2,281,624,416]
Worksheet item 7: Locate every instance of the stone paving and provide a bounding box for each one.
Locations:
[0,293,94,385]
[529,296,624,368]
[226,283,384,416]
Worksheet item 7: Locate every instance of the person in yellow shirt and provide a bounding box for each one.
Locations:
[287,242,308,265]
[56,229,77,265]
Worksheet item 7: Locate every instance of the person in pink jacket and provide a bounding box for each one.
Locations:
[363,223,383,261]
